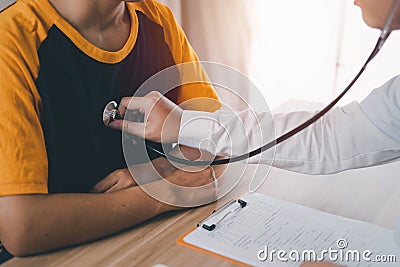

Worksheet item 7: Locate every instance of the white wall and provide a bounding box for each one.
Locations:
[0,0,15,11]
[248,0,344,110]
[158,0,182,25]
[336,1,400,106]
[248,0,400,110]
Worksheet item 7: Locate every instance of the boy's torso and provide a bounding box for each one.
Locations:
[0,0,181,193]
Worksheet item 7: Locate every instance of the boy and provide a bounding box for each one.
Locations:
[0,0,219,261]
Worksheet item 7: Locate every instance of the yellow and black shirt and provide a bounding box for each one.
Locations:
[0,0,219,196]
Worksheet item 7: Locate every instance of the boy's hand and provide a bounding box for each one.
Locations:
[108,91,182,143]
[163,166,219,206]
[151,157,177,178]
[90,169,137,193]
[166,166,216,188]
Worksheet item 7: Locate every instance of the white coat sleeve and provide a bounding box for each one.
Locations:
[178,76,400,174]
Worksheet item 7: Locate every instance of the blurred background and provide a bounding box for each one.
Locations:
[2,0,400,111]
[160,0,400,111]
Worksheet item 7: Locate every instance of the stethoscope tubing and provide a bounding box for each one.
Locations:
[144,36,385,166]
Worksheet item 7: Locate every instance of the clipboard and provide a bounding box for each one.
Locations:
[177,198,250,267]
[177,230,250,267]
[176,193,399,267]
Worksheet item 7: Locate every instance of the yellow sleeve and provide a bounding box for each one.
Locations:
[145,0,221,112]
[0,15,48,196]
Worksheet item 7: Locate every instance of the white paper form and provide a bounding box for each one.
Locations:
[184,193,399,266]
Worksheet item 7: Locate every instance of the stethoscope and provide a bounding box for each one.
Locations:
[103,0,400,166]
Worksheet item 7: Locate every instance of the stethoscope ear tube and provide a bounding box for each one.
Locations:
[380,0,400,42]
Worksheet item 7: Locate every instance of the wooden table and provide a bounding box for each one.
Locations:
[5,159,400,267]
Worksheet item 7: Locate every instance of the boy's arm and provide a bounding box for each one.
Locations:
[0,185,171,257]
[0,156,216,257]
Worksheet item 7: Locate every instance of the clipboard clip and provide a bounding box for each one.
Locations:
[198,199,247,231]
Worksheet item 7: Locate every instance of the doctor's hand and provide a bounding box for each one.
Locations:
[108,91,182,143]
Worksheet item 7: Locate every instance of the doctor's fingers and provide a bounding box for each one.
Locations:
[109,120,146,138]
[118,91,164,117]
[118,96,154,118]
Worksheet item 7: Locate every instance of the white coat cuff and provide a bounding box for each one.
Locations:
[179,110,215,150]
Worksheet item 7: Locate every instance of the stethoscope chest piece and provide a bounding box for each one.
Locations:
[103,101,120,126]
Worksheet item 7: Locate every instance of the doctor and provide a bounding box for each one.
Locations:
[110,0,400,176]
